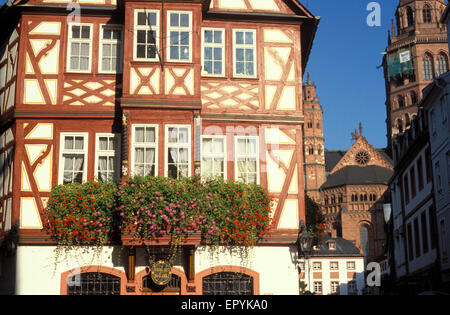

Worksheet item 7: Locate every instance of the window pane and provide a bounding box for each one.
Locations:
[64,136,74,150]
[64,155,73,170]
[179,148,188,163]
[180,14,189,27]
[137,12,147,26]
[137,45,145,58]
[213,138,224,153]
[236,48,244,61]
[75,137,84,150]
[80,43,89,56]
[236,32,244,44]
[214,61,222,75]
[170,13,179,27]
[180,32,189,45]
[214,30,222,44]
[135,127,144,142]
[202,138,212,154]
[81,26,90,39]
[137,30,146,44]
[103,44,111,57]
[214,48,222,60]
[145,128,155,143]
[205,30,213,43]
[99,157,107,171]
[168,128,178,143]
[99,137,108,150]
[102,58,110,71]
[245,32,253,44]
[72,26,81,39]
[170,46,179,60]
[149,12,157,26]
[103,29,111,40]
[178,128,188,143]
[237,139,246,154]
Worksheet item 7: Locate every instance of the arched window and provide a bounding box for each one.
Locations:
[423,53,434,81]
[405,114,411,127]
[407,6,414,27]
[307,120,313,128]
[324,196,329,205]
[331,194,336,204]
[436,53,448,76]
[67,272,121,295]
[423,5,432,23]
[397,118,403,133]
[309,145,314,155]
[398,95,405,108]
[410,91,418,105]
[203,272,253,295]
[338,194,343,203]
[317,146,322,156]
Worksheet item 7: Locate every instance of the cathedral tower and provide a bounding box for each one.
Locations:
[303,73,326,203]
[384,0,448,155]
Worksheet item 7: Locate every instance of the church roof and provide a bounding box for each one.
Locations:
[310,234,363,257]
[321,165,393,189]
[324,148,393,174]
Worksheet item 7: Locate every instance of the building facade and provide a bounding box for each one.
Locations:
[383,0,448,154]
[389,109,440,294]
[298,234,365,295]
[420,71,450,292]
[320,130,393,265]
[0,0,320,295]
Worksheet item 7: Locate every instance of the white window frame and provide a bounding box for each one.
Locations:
[99,24,123,73]
[167,11,193,63]
[330,261,339,270]
[201,135,227,180]
[67,23,93,73]
[312,262,322,270]
[201,27,225,77]
[234,136,259,184]
[232,29,257,78]
[347,261,356,270]
[313,281,322,293]
[94,133,121,183]
[134,9,160,61]
[131,124,159,177]
[165,124,191,178]
[58,132,89,184]
[331,281,340,294]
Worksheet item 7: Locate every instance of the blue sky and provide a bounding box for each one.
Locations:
[0,0,398,150]
[303,0,398,150]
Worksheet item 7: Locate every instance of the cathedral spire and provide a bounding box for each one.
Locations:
[391,19,396,38]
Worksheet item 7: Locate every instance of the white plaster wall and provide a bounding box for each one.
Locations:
[15,245,122,295]
[195,245,299,295]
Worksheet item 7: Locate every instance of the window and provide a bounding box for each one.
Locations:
[201,28,224,76]
[202,272,253,295]
[436,53,448,76]
[436,161,442,194]
[330,261,339,270]
[417,157,424,191]
[307,121,312,128]
[67,272,121,295]
[308,146,314,155]
[398,95,405,108]
[324,196,329,205]
[331,281,340,294]
[95,134,120,183]
[235,136,259,184]
[348,281,357,294]
[167,11,192,62]
[99,25,122,73]
[414,217,421,258]
[134,10,159,60]
[67,24,92,72]
[410,167,416,199]
[406,6,414,27]
[421,211,429,254]
[410,91,418,105]
[312,262,322,270]
[429,206,437,249]
[313,281,322,294]
[425,149,432,183]
[59,133,88,184]
[331,195,336,204]
[233,29,256,77]
[132,125,158,176]
[403,174,410,205]
[397,118,403,133]
[346,262,355,270]
[166,125,191,179]
[338,194,343,203]
[422,54,434,81]
[423,5,432,23]
[201,136,226,179]
[441,220,448,261]
[407,223,414,261]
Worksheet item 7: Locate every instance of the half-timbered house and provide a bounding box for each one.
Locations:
[0,0,319,295]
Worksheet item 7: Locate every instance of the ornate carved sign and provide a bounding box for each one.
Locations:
[151,260,172,286]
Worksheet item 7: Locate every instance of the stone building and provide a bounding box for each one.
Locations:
[383,0,448,154]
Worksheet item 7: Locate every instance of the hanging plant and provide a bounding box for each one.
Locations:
[43,180,117,247]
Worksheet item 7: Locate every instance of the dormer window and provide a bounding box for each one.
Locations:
[328,241,336,250]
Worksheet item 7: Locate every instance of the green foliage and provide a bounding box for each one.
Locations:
[305,195,325,244]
